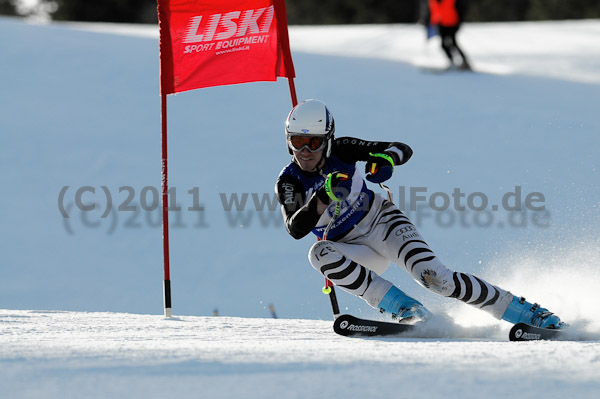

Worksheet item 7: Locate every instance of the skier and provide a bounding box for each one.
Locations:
[275,99,565,329]
[428,0,471,70]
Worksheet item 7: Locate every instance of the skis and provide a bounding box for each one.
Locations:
[419,65,474,74]
[419,66,452,74]
[333,315,567,341]
[333,314,416,337]
[509,323,563,341]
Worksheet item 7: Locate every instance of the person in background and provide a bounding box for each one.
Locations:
[428,0,472,70]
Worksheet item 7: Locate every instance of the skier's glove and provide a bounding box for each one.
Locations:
[324,171,352,202]
[365,152,395,183]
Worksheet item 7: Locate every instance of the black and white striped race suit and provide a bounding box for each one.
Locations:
[275,137,513,318]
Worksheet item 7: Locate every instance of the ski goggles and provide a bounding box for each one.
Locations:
[287,135,327,152]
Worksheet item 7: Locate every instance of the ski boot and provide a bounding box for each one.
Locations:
[501,296,566,329]
[378,285,431,324]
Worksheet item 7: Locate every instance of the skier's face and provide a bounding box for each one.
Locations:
[293,147,324,172]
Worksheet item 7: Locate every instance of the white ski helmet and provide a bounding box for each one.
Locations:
[285,99,335,157]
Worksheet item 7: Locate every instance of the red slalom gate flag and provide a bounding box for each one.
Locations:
[158,0,295,94]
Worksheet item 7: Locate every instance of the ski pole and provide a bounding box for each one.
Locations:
[322,277,340,317]
[322,184,393,319]
[322,201,341,319]
[379,183,393,202]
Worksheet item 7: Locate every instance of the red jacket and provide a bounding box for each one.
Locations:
[429,0,460,27]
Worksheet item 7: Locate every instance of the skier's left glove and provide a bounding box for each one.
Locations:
[365,152,395,183]
[324,171,352,202]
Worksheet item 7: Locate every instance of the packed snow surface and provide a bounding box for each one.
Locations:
[2,310,600,398]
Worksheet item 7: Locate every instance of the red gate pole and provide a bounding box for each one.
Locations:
[161,93,172,318]
[288,78,298,107]
[274,0,297,107]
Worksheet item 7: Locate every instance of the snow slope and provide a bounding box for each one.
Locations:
[2,309,600,399]
[1,16,600,398]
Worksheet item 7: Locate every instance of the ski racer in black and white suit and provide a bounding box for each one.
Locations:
[275,99,565,328]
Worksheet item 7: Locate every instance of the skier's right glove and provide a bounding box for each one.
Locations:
[365,152,395,183]
[324,171,352,202]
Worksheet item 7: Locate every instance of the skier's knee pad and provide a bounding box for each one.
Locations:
[308,240,343,272]
[414,263,455,296]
